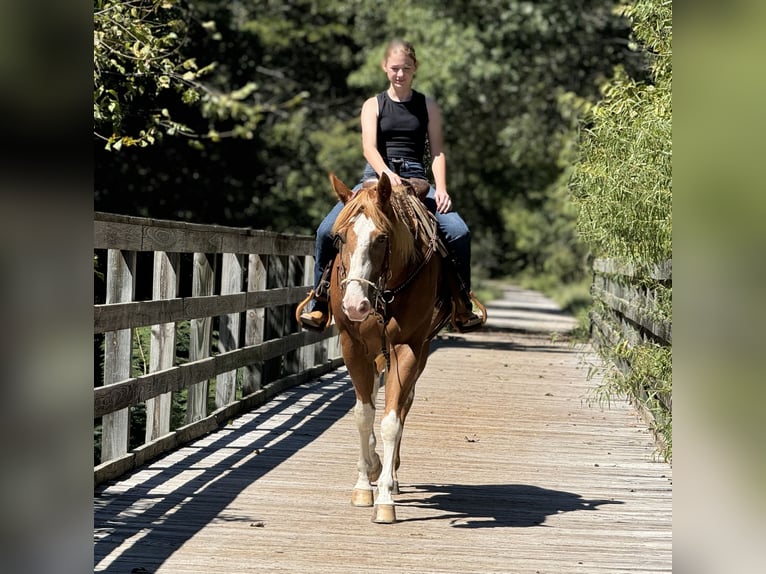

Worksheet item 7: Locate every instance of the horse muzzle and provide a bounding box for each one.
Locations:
[340,277,377,322]
[342,298,372,322]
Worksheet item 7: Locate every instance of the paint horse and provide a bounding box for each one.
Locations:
[326,172,455,523]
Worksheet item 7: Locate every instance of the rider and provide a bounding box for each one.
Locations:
[299,38,482,333]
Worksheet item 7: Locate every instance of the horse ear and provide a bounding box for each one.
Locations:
[329,172,353,204]
[377,171,392,206]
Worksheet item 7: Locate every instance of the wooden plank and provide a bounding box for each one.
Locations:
[284,254,302,376]
[298,254,317,372]
[93,452,135,485]
[145,252,179,442]
[94,298,184,333]
[142,224,222,254]
[263,255,288,384]
[94,330,336,418]
[592,285,672,343]
[95,212,314,256]
[243,253,267,394]
[94,288,672,573]
[187,253,215,423]
[94,287,309,334]
[216,253,244,408]
[94,220,143,251]
[99,249,135,463]
[593,257,672,282]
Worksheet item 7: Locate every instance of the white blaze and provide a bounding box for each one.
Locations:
[343,214,376,321]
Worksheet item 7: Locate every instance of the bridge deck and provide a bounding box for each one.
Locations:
[94,286,672,573]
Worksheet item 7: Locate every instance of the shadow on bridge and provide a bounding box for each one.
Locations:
[394,483,622,527]
[94,371,355,572]
[430,332,578,355]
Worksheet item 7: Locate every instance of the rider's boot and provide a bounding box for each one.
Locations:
[298,265,332,331]
[299,301,329,331]
[453,290,484,333]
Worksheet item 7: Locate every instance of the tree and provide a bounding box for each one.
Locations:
[568,0,672,459]
[94,0,282,150]
[569,0,672,264]
[95,0,644,281]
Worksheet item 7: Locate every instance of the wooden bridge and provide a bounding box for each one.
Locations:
[94,264,672,573]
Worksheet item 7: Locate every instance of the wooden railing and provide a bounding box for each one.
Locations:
[589,257,672,420]
[94,213,342,485]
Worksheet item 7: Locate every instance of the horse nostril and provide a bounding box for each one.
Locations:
[358,300,370,314]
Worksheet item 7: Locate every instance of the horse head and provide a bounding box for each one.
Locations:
[329,172,395,323]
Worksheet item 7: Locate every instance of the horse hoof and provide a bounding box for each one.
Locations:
[372,504,396,524]
[351,489,374,507]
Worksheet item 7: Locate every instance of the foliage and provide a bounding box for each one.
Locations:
[587,337,672,461]
[95,0,643,281]
[569,0,672,264]
[94,0,287,150]
[568,0,672,458]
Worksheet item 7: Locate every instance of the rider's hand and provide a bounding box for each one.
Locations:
[382,169,403,187]
[434,189,452,213]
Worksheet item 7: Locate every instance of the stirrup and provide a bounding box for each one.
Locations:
[451,291,487,333]
[295,289,331,331]
[300,309,329,331]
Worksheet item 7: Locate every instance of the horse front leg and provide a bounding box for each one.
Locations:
[344,349,382,508]
[373,343,420,524]
[392,345,427,495]
[351,396,383,506]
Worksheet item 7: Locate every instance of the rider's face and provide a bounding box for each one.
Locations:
[383,52,416,89]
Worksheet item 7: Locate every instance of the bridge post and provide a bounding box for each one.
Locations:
[145,251,180,442]
[298,255,316,371]
[263,255,286,384]
[243,253,266,394]
[186,252,216,423]
[100,249,136,462]
[216,252,244,408]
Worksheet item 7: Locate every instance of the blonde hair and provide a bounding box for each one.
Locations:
[384,39,418,68]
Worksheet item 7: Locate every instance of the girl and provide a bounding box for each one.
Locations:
[300,39,482,332]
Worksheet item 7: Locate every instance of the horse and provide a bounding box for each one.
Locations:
[322,171,455,523]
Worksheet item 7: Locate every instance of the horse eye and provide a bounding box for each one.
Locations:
[375,235,388,244]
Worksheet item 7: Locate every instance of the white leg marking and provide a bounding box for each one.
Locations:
[376,410,402,506]
[353,400,378,490]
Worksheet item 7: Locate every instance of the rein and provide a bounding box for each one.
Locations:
[379,233,439,305]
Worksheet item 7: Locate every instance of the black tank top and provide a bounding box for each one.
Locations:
[376,90,429,163]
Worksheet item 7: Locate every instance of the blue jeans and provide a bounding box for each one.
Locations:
[312,161,472,305]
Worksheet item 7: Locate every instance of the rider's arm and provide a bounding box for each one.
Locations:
[427,98,451,213]
[361,97,402,184]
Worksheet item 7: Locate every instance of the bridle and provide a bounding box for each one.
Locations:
[334,232,392,317]
[334,229,440,320]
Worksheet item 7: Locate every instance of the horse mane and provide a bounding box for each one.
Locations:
[332,182,438,272]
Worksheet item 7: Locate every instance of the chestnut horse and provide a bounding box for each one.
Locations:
[327,172,452,523]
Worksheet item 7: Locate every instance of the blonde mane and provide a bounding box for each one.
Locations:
[332,184,437,272]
